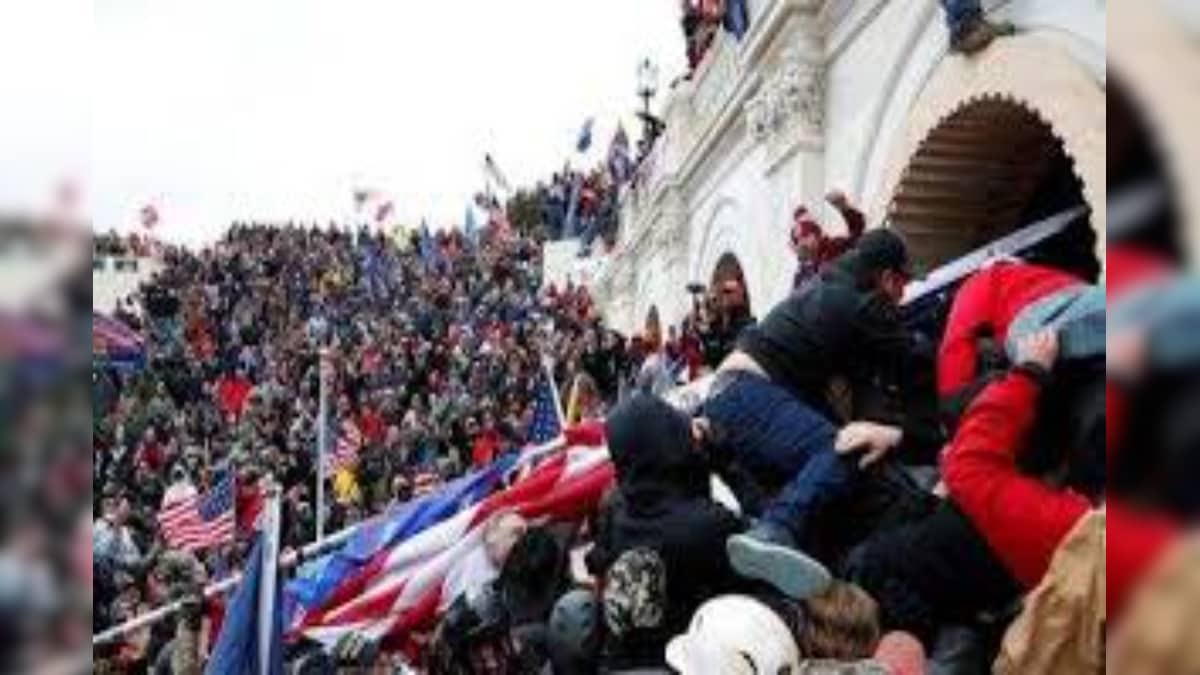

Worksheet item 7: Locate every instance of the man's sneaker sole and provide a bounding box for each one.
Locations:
[727,533,832,600]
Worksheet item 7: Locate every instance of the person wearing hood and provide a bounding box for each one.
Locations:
[587,393,742,671]
[705,229,926,599]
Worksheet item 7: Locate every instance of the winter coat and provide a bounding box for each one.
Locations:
[993,510,1104,675]
[942,369,1175,619]
[589,395,742,670]
[937,262,1080,397]
[1108,534,1200,674]
[738,256,916,438]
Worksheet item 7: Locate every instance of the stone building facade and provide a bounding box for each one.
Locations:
[585,0,1109,335]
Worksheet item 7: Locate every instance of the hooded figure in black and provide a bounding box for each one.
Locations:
[586,393,742,671]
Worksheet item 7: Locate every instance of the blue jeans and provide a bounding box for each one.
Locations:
[705,372,856,544]
[941,0,982,39]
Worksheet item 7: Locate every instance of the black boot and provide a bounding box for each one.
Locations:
[727,521,832,600]
[951,17,1015,54]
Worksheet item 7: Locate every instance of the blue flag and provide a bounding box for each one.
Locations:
[205,536,283,675]
[419,220,439,271]
[527,367,564,444]
[562,173,584,240]
[576,117,595,153]
[464,204,479,247]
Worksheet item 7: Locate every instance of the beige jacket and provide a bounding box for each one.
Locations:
[1108,534,1200,675]
[993,510,1105,675]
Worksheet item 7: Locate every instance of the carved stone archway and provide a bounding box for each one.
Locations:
[1109,0,1200,262]
[886,96,1093,273]
[871,34,1105,266]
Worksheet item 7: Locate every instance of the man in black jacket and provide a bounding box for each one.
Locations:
[587,393,742,671]
[704,229,921,599]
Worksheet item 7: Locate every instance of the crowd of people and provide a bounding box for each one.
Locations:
[90,4,1194,666]
[535,167,622,253]
[413,206,1200,674]
[92,182,1200,673]
[91,221,663,671]
[94,231,158,259]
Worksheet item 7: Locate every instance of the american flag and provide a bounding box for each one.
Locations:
[157,471,236,552]
[291,435,613,654]
[327,422,363,474]
[526,367,565,445]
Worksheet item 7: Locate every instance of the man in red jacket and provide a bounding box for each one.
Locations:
[943,328,1174,620]
[937,260,1082,401]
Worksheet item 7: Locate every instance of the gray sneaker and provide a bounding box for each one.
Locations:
[727,522,833,600]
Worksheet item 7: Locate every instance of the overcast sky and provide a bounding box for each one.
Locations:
[1,0,684,246]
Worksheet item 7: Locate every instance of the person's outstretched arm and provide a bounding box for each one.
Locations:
[942,331,1088,588]
[827,189,865,242]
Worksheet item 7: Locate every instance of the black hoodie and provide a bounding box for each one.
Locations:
[587,394,742,669]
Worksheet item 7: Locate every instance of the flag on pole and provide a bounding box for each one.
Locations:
[139,204,160,229]
[463,204,479,247]
[418,220,440,271]
[284,463,511,620]
[526,365,565,445]
[576,117,595,153]
[562,173,584,239]
[353,189,375,212]
[157,470,236,553]
[205,489,284,675]
[375,200,395,225]
[483,154,511,193]
[292,436,612,654]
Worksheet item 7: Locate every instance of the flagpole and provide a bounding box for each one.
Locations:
[258,479,282,675]
[92,517,361,648]
[93,435,571,648]
[316,348,331,543]
[543,358,567,432]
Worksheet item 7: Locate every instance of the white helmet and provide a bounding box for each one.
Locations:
[665,595,800,675]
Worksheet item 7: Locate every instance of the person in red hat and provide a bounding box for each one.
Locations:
[791,190,866,291]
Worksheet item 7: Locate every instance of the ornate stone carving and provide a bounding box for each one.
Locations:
[745,48,825,141]
[651,187,689,253]
[691,35,743,143]
[616,260,637,298]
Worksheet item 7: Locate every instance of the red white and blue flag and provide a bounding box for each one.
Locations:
[526,367,565,445]
[286,423,611,654]
[158,470,236,553]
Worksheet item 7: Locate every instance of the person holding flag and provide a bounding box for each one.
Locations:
[204,481,284,675]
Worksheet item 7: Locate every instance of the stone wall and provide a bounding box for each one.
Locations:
[588,0,1106,335]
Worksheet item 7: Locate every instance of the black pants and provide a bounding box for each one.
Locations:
[843,503,1020,647]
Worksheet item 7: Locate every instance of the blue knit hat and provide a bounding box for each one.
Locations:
[1006,286,1105,363]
